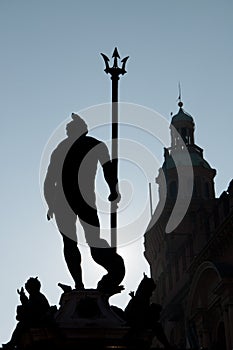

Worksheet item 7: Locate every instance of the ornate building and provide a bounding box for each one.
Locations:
[144,101,233,349]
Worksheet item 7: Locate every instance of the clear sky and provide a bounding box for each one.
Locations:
[0,0,233,343]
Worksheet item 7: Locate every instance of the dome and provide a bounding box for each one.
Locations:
[171,107,194,124]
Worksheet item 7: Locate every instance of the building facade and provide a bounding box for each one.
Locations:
[144,101,233,349]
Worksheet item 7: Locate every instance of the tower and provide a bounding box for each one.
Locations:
[144,99,217,347]
[159,100,216,204]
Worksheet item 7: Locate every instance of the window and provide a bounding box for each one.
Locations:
[181,127,189,144]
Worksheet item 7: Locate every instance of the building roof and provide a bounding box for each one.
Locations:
[163,150,212,170]
[171,106,194,124]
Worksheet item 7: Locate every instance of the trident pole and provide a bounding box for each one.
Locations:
[101,48,129,248]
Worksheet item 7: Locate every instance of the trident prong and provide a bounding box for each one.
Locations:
[101,53,110,74]
[101,47,129,77]
[112,47,120,68]
[121,56,129,75]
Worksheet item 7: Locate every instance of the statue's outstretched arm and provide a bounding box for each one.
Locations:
[17,287,28,305]
[44,150,58,220]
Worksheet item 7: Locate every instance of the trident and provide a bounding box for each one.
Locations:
[101,47,129,248]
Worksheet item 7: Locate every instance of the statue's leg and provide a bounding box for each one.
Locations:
[78,203,125,292]
[54,207,84,290]
[61,234,84,290]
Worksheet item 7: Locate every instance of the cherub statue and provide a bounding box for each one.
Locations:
[3,277,51,349]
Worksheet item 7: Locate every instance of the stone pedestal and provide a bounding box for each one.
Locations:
[16,289,153,350]
[55,289,125,328]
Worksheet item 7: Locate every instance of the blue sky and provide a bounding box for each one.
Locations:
[1,0,233,343]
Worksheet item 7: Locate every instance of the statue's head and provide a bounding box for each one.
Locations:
[25,277,41,293]
[66,113,88,139]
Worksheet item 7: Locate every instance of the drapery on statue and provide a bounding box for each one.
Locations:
[3,277,52,349]
[44,113,125,293]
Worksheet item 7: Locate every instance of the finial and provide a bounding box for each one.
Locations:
[177,82,183,108]
[178,101,183,107]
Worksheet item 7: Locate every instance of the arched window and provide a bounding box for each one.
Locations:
[181,127,189,144]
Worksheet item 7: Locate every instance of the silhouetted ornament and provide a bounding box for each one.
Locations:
[178,101,183,107]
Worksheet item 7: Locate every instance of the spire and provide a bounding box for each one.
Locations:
[177,82,183,108]
[172,83,193,123]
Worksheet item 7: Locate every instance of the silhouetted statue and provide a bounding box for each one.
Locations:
[123,275,172,349]
[125,274,156,328]
[3,277,51,349]
[44,113,125,293]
